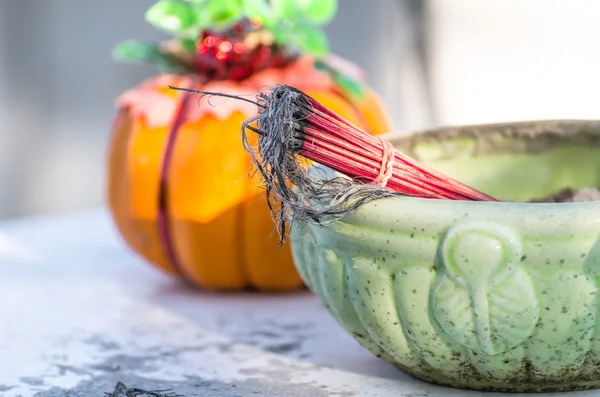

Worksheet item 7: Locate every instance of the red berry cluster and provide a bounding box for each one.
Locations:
[195,19,294,81]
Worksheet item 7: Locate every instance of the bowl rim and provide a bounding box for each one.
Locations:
[387,119,600,156]
[359,119,600,209]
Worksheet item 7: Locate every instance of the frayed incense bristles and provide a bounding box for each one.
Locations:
[169,84,496,245]
[240,85,404,244]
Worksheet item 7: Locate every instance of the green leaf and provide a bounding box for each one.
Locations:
[304,0,338,25]
[179,38,197,53]
[292,24,328,56]
[145,0,197,34]
[112,41,163,63]
[269,23,289,46]
[333,74,366,101]
[314,59,366,101]
[204,0,244,28]
[271,0,299,21]
[272,0,337,25]
[242,0,274,24]
[112,40,192,73]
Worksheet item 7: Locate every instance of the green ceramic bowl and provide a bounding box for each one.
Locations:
[290,120,600,392]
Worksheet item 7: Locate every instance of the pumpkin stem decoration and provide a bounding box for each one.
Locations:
[170,84,497,244]
[111,0,364,93]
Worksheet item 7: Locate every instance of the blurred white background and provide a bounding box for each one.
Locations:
[0,0,599,220]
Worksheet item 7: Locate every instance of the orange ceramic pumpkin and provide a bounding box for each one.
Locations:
[107,4,392,291]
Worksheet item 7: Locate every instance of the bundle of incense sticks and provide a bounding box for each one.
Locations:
[170,84,496,242]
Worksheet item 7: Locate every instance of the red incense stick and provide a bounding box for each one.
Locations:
[302,97,495,201]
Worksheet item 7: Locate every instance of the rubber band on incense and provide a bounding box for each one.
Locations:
[169,84,497,244]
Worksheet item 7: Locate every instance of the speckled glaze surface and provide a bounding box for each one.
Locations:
[290,120,600,392]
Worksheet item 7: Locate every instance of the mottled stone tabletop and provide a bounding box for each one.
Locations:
[0,209,596,397]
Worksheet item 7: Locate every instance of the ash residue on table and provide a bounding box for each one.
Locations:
[32,374,334,397]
